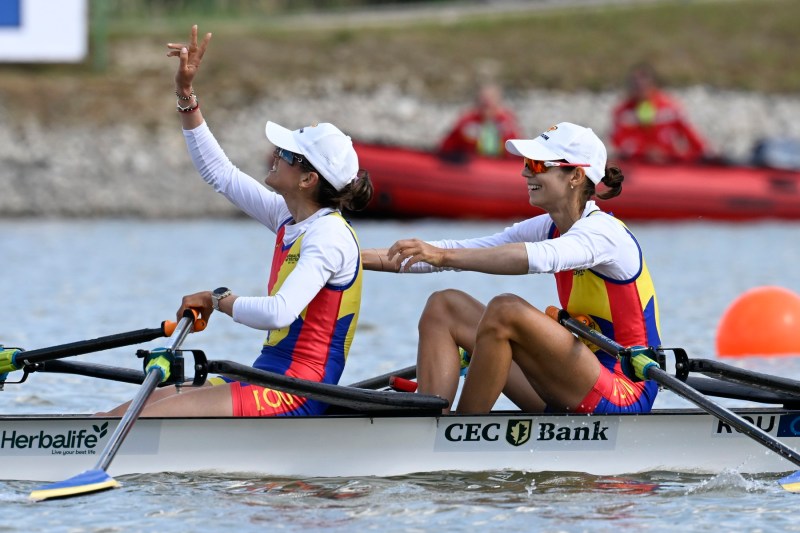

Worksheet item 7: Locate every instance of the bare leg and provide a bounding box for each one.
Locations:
[139,382,234,417]
[416,289,544,412]
[504,363,546,412]
[416,289,484,412]
[456,294,601,414]
[99,382,200,417]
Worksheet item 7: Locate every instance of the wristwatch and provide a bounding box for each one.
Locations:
[211,286,232,311]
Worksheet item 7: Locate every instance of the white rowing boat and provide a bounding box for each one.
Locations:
[5,315,800,498]
[2,408,799,482]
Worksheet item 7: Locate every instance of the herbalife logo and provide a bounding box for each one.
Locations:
[1,422,108,451]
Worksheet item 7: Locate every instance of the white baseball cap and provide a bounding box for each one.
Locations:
[265,121,359,191]
[505,122,607,184]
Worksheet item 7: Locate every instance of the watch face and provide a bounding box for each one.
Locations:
[213,287,230,297]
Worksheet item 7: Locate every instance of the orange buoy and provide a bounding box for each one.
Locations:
[716,286,800,357]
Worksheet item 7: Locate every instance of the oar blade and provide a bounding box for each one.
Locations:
[29,469,119,501]
[778,470,800,493]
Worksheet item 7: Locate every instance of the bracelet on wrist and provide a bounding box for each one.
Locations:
[176,96,200,113]
[175,89,195,101]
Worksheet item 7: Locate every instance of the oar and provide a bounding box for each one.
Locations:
[688,358,800,397]
[347,365,416,390]
[29,310,202,502]
[39,360,147,385]
[1,320,179,376]
[546,306,800,492]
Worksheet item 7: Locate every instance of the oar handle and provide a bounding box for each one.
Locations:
[545,306,623,355]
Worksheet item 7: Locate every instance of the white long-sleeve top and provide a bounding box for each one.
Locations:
[408,201,642,281]
[183,122,360,330]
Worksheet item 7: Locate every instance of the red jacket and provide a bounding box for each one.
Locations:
[611,90,709,163]
[439,109,521,159]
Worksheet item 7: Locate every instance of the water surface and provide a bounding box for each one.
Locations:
[1,218,800,531]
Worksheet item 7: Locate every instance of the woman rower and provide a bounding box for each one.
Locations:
[363,122,662,414]
[105,25,373,417]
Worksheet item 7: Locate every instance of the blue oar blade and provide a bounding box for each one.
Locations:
[29,469,119,501]
[778,470,800,493]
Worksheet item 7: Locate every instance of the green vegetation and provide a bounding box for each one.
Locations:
[96,0,799,93]
[1,0,796,125]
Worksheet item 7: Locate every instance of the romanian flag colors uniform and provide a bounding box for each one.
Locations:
[229,213,362,416]
[551,211,661,413]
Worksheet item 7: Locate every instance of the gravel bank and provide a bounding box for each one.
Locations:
[2,85,799,218]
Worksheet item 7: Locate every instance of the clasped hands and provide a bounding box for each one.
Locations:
[386,239,446,272]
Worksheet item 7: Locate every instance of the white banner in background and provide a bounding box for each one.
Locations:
[0,0,87,62]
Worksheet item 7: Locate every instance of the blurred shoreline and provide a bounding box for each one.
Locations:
[1,85,798,218]
[1,0,798,218]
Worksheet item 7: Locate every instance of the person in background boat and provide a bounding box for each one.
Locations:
[104,25,373,418]
[610,62,711,164]
[362,122,662,415]
[437,83,522,160]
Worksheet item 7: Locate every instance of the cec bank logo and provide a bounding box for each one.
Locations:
[506,419,532,446]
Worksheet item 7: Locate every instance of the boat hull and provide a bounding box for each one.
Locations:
[355,142,800,220]
[2,409,800,482]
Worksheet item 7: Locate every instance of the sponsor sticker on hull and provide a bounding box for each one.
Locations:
[712,413,800,438]
[0,420,160,456]
[435,416,619,451]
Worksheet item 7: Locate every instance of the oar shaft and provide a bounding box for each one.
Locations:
[41,360,145,385]
[347,365,417,389]
[15,324,171,367]
[93,314,194,472]
[690,358,800,397]
[649,367,800,467]
[94,367,162,471]
[555,310,800,468]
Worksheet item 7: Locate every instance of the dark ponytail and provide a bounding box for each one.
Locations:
[315,169,374,212]
[582,165,624,201]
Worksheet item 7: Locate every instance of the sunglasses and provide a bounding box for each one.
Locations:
[275,147,305,166]
[524,158,591,174]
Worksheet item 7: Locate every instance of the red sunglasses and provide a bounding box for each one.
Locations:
[524,158,590,174]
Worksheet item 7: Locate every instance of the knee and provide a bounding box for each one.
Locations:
[419,289,469,330]
[478,293,528,336]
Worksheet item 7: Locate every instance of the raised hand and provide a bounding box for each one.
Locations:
[167,24,212,95]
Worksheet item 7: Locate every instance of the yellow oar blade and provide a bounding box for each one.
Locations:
[779,471,800,493]
[29,469,120,501]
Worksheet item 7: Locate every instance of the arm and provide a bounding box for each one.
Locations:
[183,124,286,228]
[524,213,641,277]
[168,25,285,229]
[364,215,551,274]
[362,248,403,272]
[389,239,529,275]
[386,213,638,277]
[177,226,349,330]
[231,217,357,330]
[167,25,209,133]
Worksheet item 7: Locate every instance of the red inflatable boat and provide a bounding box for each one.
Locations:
[354,142,800,221]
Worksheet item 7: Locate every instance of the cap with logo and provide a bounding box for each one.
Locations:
[265,121,359,191]
[505,122,607,184]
